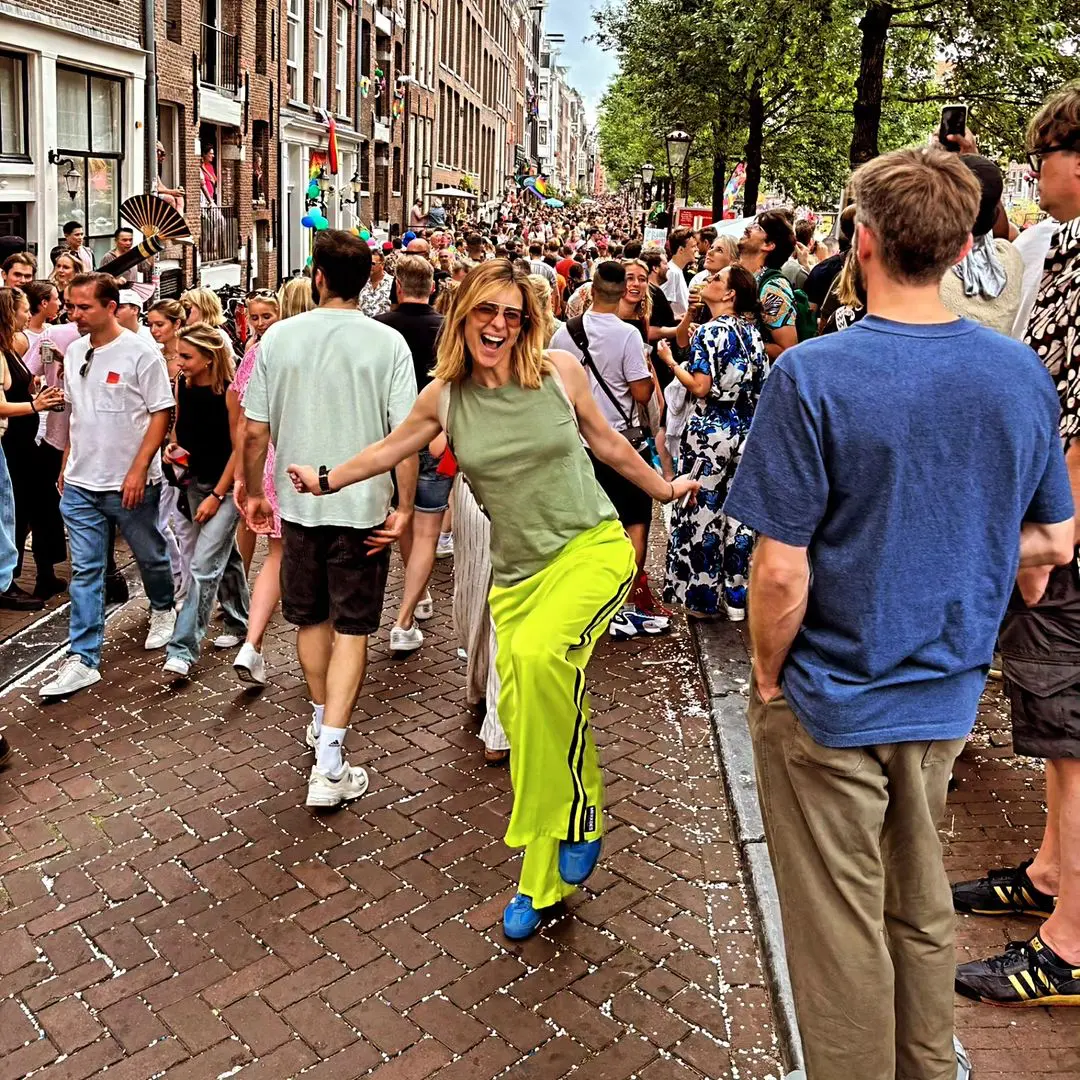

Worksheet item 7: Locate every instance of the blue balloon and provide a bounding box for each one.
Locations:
[301,214,315,228]
[402,231,416,244]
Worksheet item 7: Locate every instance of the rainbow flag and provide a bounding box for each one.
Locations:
[534,176,549,196]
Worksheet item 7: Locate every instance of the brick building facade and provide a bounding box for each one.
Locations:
[155,0,281,288]
[0,1,150,269]
[278,0,406,278]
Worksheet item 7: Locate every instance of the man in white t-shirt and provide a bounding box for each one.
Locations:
[662,227,694,317]
[244,230,418,811]
[40,273,177,699]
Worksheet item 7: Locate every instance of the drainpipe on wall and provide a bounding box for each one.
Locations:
[143,0,157,193]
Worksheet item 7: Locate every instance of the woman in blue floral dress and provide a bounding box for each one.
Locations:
[660,265,769,620]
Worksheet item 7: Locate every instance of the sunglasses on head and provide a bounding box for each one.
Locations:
[472,302,527,328]
[246,289,277,301]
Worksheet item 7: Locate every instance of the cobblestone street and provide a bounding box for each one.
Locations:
[0,551,781,1079]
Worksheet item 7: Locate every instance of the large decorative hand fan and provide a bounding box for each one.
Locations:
[106,194,193,277]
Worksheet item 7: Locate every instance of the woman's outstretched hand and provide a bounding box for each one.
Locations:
[668,476,701,506]
[287,464,322,495]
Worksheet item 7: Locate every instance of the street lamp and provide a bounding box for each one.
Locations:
[665,128,691,218]
[640,162,654,185]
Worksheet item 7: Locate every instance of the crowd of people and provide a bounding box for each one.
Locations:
[0,75,1077,1080]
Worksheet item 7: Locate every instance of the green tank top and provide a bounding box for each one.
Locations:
[449,373,616,585]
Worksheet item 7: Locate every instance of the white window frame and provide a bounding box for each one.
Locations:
[313,0,328,111]
[286,0,303,102]
[334,4,348,116]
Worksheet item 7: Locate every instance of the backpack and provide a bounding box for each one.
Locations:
[758,267,817,342]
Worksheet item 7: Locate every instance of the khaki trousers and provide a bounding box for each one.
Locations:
[747,686,964,1080]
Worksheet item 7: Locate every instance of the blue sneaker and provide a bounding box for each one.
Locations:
[559,838,602,885]
[608,609,670,640]
[503,893,543,940]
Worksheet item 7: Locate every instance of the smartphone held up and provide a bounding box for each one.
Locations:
[938,104,968,151]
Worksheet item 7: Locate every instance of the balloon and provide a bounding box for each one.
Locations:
[367,237,378,248]
[301,214,315,228]
[402,231,416,244]
[314,215,329,230]
[307,181,320,199]
[359,229,370,240]
[305,256,313,268]
[351,226,361,236]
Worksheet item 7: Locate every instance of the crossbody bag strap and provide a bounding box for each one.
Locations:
[565,315,635,428]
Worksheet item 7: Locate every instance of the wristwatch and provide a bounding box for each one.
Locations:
[318,465,332,494]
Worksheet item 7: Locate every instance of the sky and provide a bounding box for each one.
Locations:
[544,0,619,123]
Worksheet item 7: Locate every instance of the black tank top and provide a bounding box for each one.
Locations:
[176,377,232,486]
[3,348,36,446]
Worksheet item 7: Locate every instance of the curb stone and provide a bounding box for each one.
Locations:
[690,618,806,1077]
[0,562,143,698]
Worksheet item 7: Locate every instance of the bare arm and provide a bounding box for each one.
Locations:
[748,536,811,699]
[1018,519,1074,568]
[1015,442,1080,602]
[548,351,697,503]
[656,340,710,397]
[243,419,271,495]
[765,324,798,360]
[286,380,443,496]
[121,409,170,510]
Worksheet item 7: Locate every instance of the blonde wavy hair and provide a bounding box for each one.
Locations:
[181,286,225,327]
[178,323,235,395]
[277,277,314,320]
[432,259,549,389]
[527,274,557,342]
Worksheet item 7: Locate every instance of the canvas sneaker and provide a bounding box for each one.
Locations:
[40,657,101,698]
[390,625,424,652]
[233,642,267,686]
[163,656,191,677]
[414,593,434,621]
[213,633,243,649]
[144,608,177,650]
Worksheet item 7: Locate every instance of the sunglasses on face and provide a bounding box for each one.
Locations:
[1027,140,1078,173]
[80,346,95,378]
[472,302,526,328]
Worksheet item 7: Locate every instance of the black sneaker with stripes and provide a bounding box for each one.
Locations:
[951,858,1056,918]
[955,933,1080,1007]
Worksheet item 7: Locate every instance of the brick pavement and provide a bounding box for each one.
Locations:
[0,548,782,1079]
[948,683,1080,1079]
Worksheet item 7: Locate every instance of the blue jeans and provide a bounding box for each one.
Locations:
[60,482,175,668]
[167,481,249,664]
[0,445,19,592]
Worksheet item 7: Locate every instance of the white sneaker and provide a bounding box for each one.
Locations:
[144,608,177,650]
[213,633,243,649]
[414,594,434,621]
[389,624,424,652]
[163,656,191,677]
[436,533,454,559]
[39,657,101,698]
[305,718,319,749]
[306,763,369,808]
[233,642,266,686]
[722,604,746,623]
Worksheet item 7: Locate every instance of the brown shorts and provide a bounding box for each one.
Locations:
[281,520,389,636]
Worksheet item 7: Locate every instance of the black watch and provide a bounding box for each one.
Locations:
[318,465,332,494]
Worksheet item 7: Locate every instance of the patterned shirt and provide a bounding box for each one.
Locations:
[358,273,394,318]
[756,268,796,331]
[1025,217,1080,447]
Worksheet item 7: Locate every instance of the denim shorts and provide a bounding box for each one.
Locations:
[415,447,452,514]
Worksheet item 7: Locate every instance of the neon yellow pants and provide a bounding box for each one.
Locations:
[488,518,636,909]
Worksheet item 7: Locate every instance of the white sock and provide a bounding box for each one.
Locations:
[316,726,345,779]
[311,703,325,738]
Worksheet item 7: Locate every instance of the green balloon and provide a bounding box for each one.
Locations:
[314,216,329,230]
[359,229,370,240]
[307,181,320,198]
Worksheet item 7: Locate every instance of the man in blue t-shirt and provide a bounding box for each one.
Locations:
[724,148,1075,1080]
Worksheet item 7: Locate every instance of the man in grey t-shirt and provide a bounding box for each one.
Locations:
[243,231,418,811]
